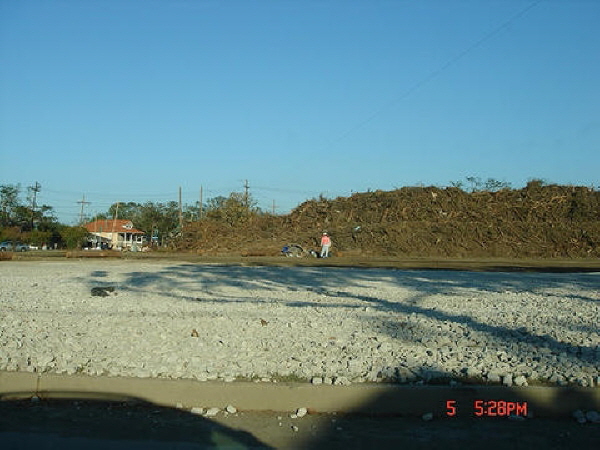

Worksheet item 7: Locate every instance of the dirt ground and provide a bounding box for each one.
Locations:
[1,397,599,449]
[13,252,600,273]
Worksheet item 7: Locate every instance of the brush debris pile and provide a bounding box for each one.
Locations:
[182,182,600,258]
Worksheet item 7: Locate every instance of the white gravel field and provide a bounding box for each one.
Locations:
[1,260,599,387]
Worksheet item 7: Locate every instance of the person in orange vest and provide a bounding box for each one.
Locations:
[320,232,332,258]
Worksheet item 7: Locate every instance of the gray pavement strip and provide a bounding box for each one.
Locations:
[1,371,598,418]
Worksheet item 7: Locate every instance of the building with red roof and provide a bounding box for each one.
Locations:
[83,219,145,250]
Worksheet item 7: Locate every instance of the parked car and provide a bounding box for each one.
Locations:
[0,241,29,252]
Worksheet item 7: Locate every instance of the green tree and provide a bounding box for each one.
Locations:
[0,184,58,232]
[0,184,23,227]
[96,201,181,245]
[59,226,89,249]
[107,202,141,221]
[137,201,180,242]
[23,230,52,247]
[204,192,260,226]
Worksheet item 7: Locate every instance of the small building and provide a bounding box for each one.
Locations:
[83,219,145,250]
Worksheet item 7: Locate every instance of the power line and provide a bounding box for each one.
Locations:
[330,0,543,145]
[13,181,316,224]
[44,187,180,200]
[253,185,321,196]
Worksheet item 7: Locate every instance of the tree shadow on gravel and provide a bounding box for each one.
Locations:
[0,394,271,449]
[87,263,599,383]
[108,263,599,365]
[76,263,600,447]
[163,263,600,302]
[55,264,600,449]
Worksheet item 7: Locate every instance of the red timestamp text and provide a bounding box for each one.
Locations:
[446,400,528,417]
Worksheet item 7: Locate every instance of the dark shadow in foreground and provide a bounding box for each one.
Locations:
[0,393,272,450]
[299,385,600,450]
[1,387,599,449]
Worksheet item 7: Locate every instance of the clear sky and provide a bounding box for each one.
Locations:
[1,0,598,224]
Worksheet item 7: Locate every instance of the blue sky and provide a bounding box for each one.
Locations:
[1,0,598,224]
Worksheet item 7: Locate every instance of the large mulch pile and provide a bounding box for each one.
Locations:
[180,182,600,258]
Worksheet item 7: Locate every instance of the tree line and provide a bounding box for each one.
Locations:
[0,184,265,248]
[0,184,68,248]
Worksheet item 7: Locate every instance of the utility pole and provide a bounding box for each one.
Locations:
[243,179,250,210]
[77,194,90,225]
[178,186,183,231]
[199,186,203,220]
[29,181,41,229]
[112,202,120,245]
[272,199,277,215]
